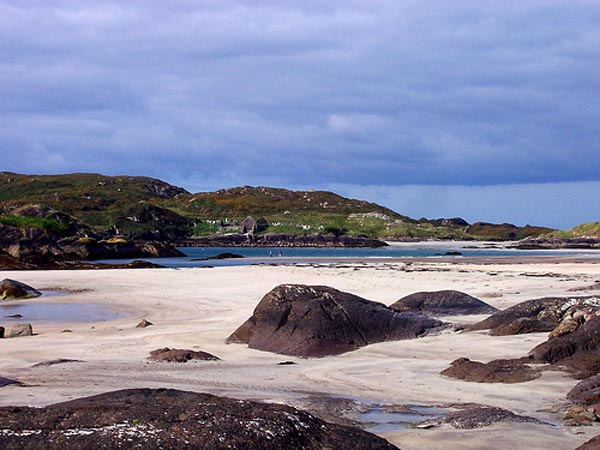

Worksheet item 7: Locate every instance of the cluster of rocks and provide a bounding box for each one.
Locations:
[226,286,508,359]
[0,388,399,450]
[0,204,183,269]
[0,279,37,339]
[227,284,446,357]
[438,292,600,429]
[513,237,600,250]
[468,296,600,337]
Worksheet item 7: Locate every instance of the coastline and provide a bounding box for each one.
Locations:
[1,258,599,449]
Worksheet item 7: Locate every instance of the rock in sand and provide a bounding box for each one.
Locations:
[0,388,399,450]
[441,357,540,383]
[469,296,599,335]
[227,284,444,357]
[389,290,498,316]
[0,278,41,300]
[148,347,220,362]
[7,323,33,338]
[136,318,153,328]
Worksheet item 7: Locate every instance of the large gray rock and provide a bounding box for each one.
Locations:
[227,284,444,357]
[0,388,399,450]
[0,278,41,300]
[7,323,33,338]
[389,290,498,316]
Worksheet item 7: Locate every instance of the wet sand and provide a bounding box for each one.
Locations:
[1,259,599,449]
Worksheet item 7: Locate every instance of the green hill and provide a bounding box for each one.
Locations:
[0,172,190,239]
[547,221,600,239]
[0,172,555,242]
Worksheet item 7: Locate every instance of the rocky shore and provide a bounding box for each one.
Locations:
[177,233,388,248]
[512,237,600,250]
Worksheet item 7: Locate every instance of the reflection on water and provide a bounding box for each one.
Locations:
[1,302,124,323]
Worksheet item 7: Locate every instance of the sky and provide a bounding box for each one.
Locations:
[1,1,599,229]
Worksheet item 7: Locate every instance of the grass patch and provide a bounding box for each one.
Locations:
[0,214,70,235]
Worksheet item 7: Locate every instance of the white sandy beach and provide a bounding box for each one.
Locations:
[1,259,600,449]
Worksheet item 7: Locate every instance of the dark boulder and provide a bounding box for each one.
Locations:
[148,347,220,362]
[529,316,600,378]
[0,376,20,387]
[0,278,41,300]
[441,357,540,383]
[0,388,399,450]
[191,252,244,261]
[389,290,498,316]
[227,284,444,357]
[0,326,4,338]
[468,296,598,335]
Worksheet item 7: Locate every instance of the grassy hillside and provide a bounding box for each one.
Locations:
[0,173,555,241]
[170,186,412,220]
[547,221,600,239]
[0,172,190,239]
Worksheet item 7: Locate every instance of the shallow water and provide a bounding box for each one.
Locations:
[0,302,124,323]
[360,405,447,433]
[96,245,600,268]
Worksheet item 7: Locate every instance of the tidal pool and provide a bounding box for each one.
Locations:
[1,302,125,323]
[360,405,447,433]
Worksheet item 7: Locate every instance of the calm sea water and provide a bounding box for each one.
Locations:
[97,243,600,268]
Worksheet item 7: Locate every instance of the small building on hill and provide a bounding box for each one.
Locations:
[241,216,257,235]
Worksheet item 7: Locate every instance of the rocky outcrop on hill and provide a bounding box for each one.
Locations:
[468,296,599,335]
[0,388,399,450]
[179,233,388,248]
[227,284,444,357]
[389,290,498,317]
[441,357,540,383]
[148,348,220,362]
[0,279,41,300]
[0,222,183,265]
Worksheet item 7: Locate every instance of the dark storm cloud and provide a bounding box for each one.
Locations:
[2,0,600,190]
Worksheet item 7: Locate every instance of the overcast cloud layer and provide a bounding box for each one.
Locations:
[1,1,599,227]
